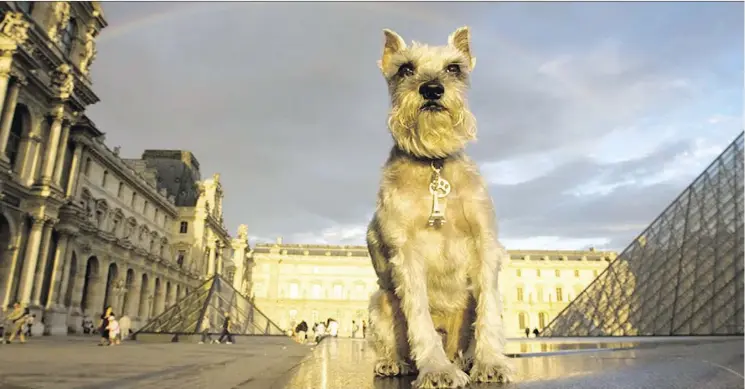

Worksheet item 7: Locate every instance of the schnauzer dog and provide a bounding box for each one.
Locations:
[366,27,514,388]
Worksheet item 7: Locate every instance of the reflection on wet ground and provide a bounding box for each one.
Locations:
[281,337,744,389]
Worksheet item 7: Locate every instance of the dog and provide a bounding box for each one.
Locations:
[366,27,514,389]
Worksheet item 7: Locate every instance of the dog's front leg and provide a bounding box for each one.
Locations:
[468,239,515,383]
[391,253,470,389]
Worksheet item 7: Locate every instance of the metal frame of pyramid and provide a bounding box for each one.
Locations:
[133,275,285,337]
[543,132,744,337]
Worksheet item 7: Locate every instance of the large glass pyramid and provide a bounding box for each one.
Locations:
[543,132,744,337]
[134,275,285,336]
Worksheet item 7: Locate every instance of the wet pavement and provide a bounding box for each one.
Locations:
[283,337,744,389]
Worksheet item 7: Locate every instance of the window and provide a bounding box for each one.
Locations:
[538,312,548,328]
[311,284,322,299]
[84,157,92,176]
[574,269,580,278]
[60,18,77,56]
[536,286,544,302]
[556,287,563,302]
[131,192,137,207]
[179,221,188,234]
[536,269,541,277]
[288,283,300,299]
[554,269,560,277]
[143,201,149,215]
[516,269,521,277]
[102,170,108,187]
[154,209,159,222]
[177,251,186,268]
[117,182,124,197]
[518,312,528,329]
[16,2,34,14]
[332,284,344,299]
[6,111,24,170]
[516,287,524,302]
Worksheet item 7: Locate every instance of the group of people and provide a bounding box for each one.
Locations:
[292,318,366,344]
[1,302,32,344]
[199,311,236,345]
[98,306,124,346]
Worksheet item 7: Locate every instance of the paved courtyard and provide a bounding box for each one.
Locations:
[0,336,741,389]
[283,336,744,389]
[0,335,309,389]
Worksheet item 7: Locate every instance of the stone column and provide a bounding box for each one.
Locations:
[0,77,22,159]
[16,216,46,306]
[44,231,72,308]
[38,107,64,185]
[56,247,73,307]
[65,142,83,197]
[30,220,55,306]
[52,122,71,186]
[216,243,225,275]
[207,244,216,276]
[156,283,166,316]
[69,267,86,311]
[126,280,141,318]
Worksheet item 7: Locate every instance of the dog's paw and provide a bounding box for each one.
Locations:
[413,363,470,389]
[374,359,415,377]
[469,357,515,384]
[453,351,474,372]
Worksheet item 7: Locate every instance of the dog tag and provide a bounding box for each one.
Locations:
[428,176,451,227]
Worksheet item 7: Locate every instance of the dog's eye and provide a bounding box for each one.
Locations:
[397,63,415,77]
[446,64,461,74]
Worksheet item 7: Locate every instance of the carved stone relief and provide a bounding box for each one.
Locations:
[79,24,96,75]
[50,64,74,99]
[48,1,71,44]
[0,11,30,45]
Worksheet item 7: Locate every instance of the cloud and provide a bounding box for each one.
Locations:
[88,3,743,251]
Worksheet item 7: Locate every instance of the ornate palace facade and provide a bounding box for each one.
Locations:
[248,239,615,338]
[0,2,249,335]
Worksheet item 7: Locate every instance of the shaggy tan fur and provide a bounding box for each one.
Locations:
[367,27,515,389]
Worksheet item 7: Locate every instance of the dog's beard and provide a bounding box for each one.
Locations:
[388,93,477,159]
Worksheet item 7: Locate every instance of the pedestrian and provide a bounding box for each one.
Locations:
[24,314,35,337]
[295,321,308,343]
[4,303,28,344]
[107,314,121,345]
[524,327,530,338]
[532,328,540,338]
[98,306,113,346]
[362,320,367,339]
[351,320,359,338]
[217,312,234,344]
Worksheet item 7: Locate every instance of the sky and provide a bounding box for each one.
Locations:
[86,2,743,252]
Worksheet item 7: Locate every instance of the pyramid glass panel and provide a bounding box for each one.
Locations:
[544,132,744,337]
[135,275,285,336]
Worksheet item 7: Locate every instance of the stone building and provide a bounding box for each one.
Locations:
[0,2,249,335]
[247,239,615,338]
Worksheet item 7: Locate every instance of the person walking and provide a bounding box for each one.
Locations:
[524,327,530,338]
[5,303,28,344]
[532,328,540,338]
[98,306,113,346]
[217,312,234,344]
[351,320,359,338]
[362,320,367,339]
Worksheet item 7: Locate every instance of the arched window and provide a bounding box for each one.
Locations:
[117,182,124,197]
[84,157,92,176]
[538,312,548,328]
[518,312,528,329]
[102,170,108,187]
[516,287,524,302]
[60,18,77,56]
[131,192,137,207]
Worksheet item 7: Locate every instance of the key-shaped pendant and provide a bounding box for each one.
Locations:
[428,176,451,227]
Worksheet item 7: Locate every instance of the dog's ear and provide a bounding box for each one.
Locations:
[448,26,476,70]
[379,29,407,72]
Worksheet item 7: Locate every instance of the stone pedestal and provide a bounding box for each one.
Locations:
[67,309,83,334]
[43,306,69,335]
[30,322,44,336]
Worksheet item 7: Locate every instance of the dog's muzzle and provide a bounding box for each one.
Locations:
[421,101,445,112]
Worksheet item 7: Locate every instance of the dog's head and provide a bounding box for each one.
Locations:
[379,27,477,160]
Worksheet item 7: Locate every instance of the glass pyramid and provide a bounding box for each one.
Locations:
[544,132,744,337]
[134,275,285,336]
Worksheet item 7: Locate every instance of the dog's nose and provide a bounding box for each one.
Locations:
[419,81,444,100]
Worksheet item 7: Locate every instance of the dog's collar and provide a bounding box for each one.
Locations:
[408,154,447,170]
